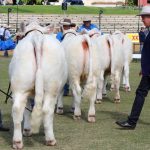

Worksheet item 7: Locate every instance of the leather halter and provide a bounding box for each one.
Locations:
[89,32,100,38]
[62,32,77,40]
[24,29,43,37]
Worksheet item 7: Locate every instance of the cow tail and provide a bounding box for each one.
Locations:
[107,35,115,86]
[82,34,95,99]
[31,37,44,134]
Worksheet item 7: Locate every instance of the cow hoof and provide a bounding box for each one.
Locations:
[88,115,96,123]
[12,141,23,150]
[56,107,64,115]
[114,99,120,103]
[23,129,32,137]
[95,99,102,104]
[73,115,81,120]
[45,140,56,146]
[125,87,131,92]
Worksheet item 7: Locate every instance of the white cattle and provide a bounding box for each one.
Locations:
[95,30,132,103]
[112,30,133,92]
[9,21,67,149]
[95,33,125,103]
[56,29,99,122]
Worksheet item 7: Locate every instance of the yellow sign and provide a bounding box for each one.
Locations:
[126,33,139,43]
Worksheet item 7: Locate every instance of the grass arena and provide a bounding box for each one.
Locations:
[0,5,150,150]
[0,57,150,150]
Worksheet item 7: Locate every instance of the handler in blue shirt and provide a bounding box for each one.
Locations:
[56,18,76,42]
[56,18,76,95]
[116,5,150,129]
[77,18,99,32]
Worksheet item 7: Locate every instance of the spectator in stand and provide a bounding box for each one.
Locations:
[77,18,99,32]
[139,27,146,53]
[0,24,12,57]
[0,0,6,5]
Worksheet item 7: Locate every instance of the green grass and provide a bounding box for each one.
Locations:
[0,5,139,14]
[0,57,150,150]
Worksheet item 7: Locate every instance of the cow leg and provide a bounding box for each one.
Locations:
[23,98,32,137]
[96,71,104,104]
[72,82,81,120]
[56,90,64,115]
[43,93,56,146]
[102,75,108,98]
[70,98,75,113]
[123,62,131,92]
[12,93,28,150]
[88,77,97,123]
[114,71,121,103]
[110,74,115,91]
[121,67,125,86]
[110,72,115,91]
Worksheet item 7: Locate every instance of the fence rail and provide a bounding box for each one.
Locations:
[0,14,143,34]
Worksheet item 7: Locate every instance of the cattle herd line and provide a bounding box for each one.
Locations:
[8,20,133,149]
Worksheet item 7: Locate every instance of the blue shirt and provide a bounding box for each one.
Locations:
[77,24,99,32]
[141,31,150,76]
[56,32,63,42]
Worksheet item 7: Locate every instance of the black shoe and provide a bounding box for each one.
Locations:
[116,120,136,130]
[0,126,9,131]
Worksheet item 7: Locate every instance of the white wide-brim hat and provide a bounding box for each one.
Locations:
[137,5,150,16]
[83,17,91,22]
[60,18,71,25]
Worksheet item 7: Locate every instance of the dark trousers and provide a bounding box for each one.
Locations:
[64,83,69,95]
[128,76,150,125]
[0,110,3,127]
[3,50,8,57]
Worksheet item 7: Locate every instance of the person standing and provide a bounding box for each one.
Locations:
[56,18,75,42]
[56,18,76,96]
[0,24,12,57]
[0,24,5,39]
[116,5,150,129]
[0,0,6,5]
[139,27,146,53]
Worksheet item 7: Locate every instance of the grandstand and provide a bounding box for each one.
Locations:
[0,13,144,34]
